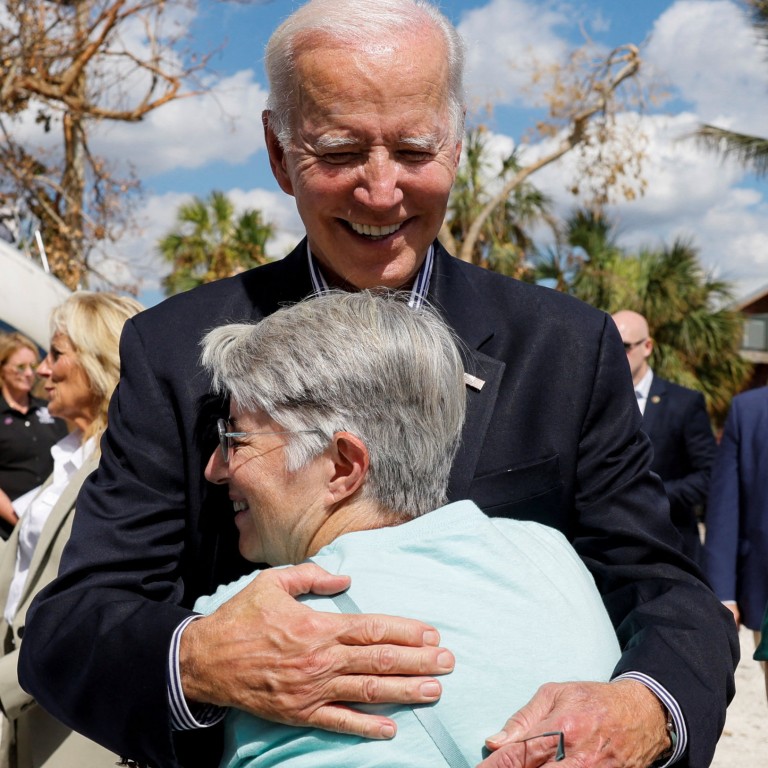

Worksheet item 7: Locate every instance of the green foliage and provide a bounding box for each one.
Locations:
[695,125,768,178]
[445,127,554,278]
[159,191,274,296]
[536,210,752,425]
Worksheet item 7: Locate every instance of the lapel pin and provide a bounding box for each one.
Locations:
[651,395,661,404]
[463,372,485,391]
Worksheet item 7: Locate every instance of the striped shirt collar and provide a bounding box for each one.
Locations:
[306,242,435,310]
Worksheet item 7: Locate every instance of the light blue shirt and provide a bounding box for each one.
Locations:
[195,500,622,768]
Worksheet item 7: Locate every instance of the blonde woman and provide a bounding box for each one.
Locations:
[0,292,142,768]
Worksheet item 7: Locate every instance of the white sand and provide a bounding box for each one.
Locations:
[711,626,768,767]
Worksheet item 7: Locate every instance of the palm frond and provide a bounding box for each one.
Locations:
[694,124,768,177]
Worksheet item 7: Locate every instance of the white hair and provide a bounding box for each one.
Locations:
[264,0,466,148]
[200,291,466,519]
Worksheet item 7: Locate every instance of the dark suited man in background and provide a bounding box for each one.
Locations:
[706,386,768,646]
[612,310,717,566]
[20,3,736,768]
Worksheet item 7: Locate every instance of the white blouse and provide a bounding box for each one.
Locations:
[4,431,95,623]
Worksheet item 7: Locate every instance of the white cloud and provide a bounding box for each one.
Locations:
[225,187,306,259]
[478,104,766,301]
[646,0,768,134]
[457,0,572,109]
[2,0,268,179]
[111,186,303,301]
[91,69,269,176]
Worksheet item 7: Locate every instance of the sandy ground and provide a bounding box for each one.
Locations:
[710,626,768,767]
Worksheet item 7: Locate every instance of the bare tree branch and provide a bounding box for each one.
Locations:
[457,44,642,263]
[0,0,210,288]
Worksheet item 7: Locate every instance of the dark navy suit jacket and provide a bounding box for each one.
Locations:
[705,386,768,629]
[642,375,717,563]
[19,243,737,768]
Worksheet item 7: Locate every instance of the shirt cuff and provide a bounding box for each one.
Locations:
[614,671,686,766]
[168,615,227,731]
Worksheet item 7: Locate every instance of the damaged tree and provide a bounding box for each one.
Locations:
[0,0,205,289]
[442,43,646,268]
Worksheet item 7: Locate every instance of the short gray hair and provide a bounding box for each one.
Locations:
[200,291,466,519]
[265,0,466,148]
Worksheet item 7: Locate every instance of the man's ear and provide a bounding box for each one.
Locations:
[327,432,369,504]
[262,110,295,196]
[644,337,654,360]
[453,110,466,169]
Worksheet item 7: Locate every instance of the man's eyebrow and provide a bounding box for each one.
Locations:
[313,135,359,151]
[399,134,440,151]
[312,134,441,151]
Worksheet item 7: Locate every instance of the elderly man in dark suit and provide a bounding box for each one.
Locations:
[612,310,717,566]
[706,386,768,643]
[20,2,736,768]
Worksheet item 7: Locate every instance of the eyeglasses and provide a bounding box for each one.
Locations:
[518,731,565,761]
[216,418,321,464]
[5,363,35,374]
[622,338,647,352]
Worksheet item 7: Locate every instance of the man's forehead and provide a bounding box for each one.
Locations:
[292,33,450,106]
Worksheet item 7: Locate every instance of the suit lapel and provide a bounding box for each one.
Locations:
[429,244,506,499]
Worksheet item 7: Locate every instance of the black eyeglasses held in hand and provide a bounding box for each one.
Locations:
[517,731,566,762]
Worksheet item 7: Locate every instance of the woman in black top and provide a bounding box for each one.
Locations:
[0,332,67,537]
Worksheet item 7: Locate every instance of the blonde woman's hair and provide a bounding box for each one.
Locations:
[50,292,143,444]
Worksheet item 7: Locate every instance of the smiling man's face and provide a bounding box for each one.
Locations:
[265,29,461,290]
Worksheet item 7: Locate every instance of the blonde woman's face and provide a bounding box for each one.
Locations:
[37,332,97,429]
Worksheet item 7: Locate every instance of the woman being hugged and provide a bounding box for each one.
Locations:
[0,292,142,768]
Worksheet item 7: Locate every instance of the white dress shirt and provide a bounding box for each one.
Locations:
[635,368,654,416]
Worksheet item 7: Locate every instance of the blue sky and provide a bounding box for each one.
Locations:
[64,0,767,307]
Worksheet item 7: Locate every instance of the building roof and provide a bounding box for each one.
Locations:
[0,241,71,347]
[733,283,768,314]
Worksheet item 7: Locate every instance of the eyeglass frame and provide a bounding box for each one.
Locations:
[216,418,322,464]
[622,337,647,352]
[517,730,566,761]
[4,363,36,374]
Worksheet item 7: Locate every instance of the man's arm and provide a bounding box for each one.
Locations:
[479,315,737,768]
[19,316,208,766]
[180,564,453,738]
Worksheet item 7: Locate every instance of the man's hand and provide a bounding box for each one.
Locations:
[723,601,740,628]
[478,679,671,767]
[180,562,455,739]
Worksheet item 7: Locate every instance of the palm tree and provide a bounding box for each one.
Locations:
[442,127,554,279]
[159,191,273,296]
[693,1,768,177]
[536,210,752,424]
